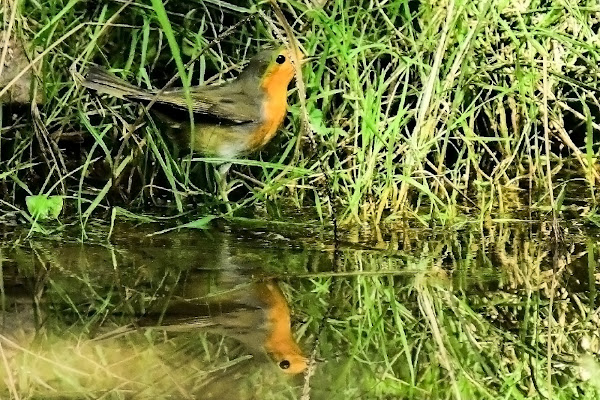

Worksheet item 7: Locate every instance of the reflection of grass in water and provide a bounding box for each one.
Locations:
[0,328,300,398]
[296,225,600,399]
[3,224,600,398]
[2,332,207,398]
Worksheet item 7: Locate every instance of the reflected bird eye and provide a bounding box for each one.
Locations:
[279,360,291,369]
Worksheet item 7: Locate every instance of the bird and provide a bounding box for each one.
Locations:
[82,46,302,202]
[96,280,309,375]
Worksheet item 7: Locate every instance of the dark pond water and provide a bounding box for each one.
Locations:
[2,222,600,399]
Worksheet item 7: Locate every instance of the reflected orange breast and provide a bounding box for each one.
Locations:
[258,281,307,375]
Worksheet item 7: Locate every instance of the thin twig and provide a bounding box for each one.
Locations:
[0,24,86,99]
[0,0,18,79]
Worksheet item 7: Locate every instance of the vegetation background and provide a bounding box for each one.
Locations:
[3,1,600,399]
[2,0,599,230]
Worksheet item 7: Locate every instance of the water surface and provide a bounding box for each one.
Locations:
[1,222,599,399]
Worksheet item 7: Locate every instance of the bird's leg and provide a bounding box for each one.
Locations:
[216,162,233,209]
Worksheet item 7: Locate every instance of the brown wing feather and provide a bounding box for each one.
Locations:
[158,84,261,123]
[83,67,261,124]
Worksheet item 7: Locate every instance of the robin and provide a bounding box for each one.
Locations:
[83,46,302,201]
[175,280,308,375]
[97,280,308,375]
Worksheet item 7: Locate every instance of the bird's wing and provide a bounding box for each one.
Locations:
[153,84,262,124]
[83,68,261,124]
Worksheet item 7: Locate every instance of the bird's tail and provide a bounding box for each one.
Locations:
[83,67,152,100]
[92,315,218,341]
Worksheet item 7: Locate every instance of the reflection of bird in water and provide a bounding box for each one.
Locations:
[100,279,308,375]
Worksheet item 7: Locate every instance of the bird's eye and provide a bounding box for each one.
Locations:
[276,54,286,64]
[279,360,291,369]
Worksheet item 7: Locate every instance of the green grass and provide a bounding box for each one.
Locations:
[1,0,599,230]
[3,2,600,398]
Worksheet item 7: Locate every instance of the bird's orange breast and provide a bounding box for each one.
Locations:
[247,64,293,151]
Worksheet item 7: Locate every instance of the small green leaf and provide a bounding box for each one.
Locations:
[26,195,64,220]
[178,215,217,230]
[555,184,567,213]
[147,215,217,236]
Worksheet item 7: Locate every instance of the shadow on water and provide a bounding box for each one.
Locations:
[1,222,600,399]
